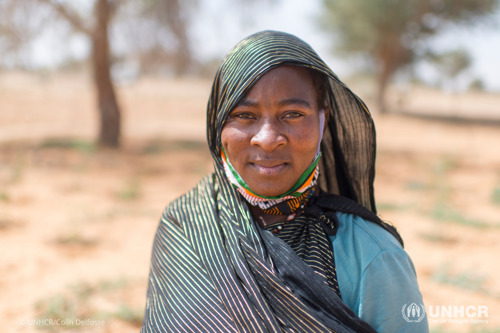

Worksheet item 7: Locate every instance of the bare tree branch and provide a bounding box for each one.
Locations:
[37,0,93,35]
[0,1,34,62]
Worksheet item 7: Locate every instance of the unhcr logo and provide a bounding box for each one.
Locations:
[427,305,488,324]
[402,303,426,323]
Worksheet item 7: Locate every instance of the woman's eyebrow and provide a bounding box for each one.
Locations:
[237,99,259,107]
[278,98,311,108]
[237,98,311,108]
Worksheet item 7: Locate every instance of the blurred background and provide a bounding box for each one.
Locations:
[0,0,499,332]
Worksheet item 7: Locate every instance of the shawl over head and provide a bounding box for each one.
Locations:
[142,31,401,333]
[208,31,377,212]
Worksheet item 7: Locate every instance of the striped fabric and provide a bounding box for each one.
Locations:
[263,197,342,297]
[141,31,387,333]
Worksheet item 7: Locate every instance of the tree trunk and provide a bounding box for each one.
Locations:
[92,0,120,147]
[376,36,412,114]
[376,67,391,114]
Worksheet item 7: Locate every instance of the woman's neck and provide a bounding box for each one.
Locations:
[250,186,320,227]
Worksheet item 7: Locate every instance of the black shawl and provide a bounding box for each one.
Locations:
[141,30,403,333]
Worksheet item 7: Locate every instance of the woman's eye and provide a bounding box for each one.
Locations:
[235,113,254,119]
[284,112,302,118]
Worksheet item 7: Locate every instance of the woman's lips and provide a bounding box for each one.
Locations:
[251,163,287,177]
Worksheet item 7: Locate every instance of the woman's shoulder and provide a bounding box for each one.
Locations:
[164,174,216,209]
[331,212,426,333]
[315,191,404,248]
[330,211,407,289]
[160,174,217,225]
[335,211,404,253]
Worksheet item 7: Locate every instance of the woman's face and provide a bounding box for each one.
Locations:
[221,65,327,197]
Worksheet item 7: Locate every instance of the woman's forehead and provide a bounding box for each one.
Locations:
[249,66,314,89]
[234,65,320,108]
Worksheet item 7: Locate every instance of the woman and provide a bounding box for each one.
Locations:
[141,31,428,333]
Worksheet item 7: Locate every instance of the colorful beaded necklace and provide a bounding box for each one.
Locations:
[267,185,316,234]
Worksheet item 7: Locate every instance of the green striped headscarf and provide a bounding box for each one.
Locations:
[141,30,380,333]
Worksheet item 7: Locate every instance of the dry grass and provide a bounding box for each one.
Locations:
[34,278,144,331]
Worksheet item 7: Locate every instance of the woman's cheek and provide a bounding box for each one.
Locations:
[290,126,318,152]
[222,127,250,166]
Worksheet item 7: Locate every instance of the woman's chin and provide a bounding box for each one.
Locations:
[248,184,291,198]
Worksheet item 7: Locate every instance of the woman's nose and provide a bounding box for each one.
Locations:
[250,119,286,152]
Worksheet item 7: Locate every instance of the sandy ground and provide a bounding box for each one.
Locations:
[1,72,500,333]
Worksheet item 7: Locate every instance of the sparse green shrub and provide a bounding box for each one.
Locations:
[432,264,500,299]
[39,139,95,154]
[116,179,141,201]
[418,232,457,244]
[0,192,9,201]
[116,304,144,327]
[430,203,492,229]
[53,233,98,247]
[35,279,142,331]
[492,187,500,206]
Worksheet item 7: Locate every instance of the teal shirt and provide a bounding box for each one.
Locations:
[331,212,429,333]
